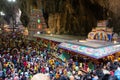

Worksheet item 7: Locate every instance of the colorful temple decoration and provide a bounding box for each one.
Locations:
[88,20,118,41]
[30,9,46,29]
[58,42,120,59]
[29,9,47,37]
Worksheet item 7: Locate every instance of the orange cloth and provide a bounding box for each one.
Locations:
[55,73,60,79]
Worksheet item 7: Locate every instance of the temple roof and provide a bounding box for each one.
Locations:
[34,34,120,59]
[58,40,120,59]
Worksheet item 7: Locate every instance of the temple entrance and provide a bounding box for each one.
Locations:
[94,31,108,40]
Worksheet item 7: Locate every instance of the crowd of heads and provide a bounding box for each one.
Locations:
[0,38,120,80]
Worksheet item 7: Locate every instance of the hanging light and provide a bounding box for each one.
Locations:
[7,0,16,2]
[7,0,12,2]
[0,11,5,16]
[37,31,40,34]
[12,0,16,2]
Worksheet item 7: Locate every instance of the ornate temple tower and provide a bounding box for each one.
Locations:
[88,20,114,41]
[28,0,47,37]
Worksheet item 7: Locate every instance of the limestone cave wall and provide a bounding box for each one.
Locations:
[19,0,120,35]
[41,0,97,35]
[89,0,120,33]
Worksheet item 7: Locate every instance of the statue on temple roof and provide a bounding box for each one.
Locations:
[88,20,117,41]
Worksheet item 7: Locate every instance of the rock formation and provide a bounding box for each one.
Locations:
[1,0,120,35]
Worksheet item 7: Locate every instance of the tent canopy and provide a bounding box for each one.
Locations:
[58,42,120,59]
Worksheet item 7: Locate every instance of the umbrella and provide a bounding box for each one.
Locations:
[31,73,50,80]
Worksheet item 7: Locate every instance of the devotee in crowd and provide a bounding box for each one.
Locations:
[0,34,120,80]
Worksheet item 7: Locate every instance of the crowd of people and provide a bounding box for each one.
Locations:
[0,36,120,80]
